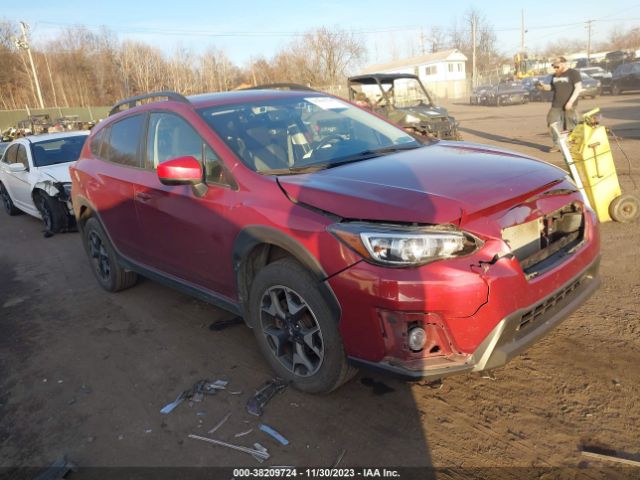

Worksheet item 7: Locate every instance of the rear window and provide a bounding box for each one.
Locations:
[31,136,88,167]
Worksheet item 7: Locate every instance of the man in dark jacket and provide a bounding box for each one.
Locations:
[537,56,582,152]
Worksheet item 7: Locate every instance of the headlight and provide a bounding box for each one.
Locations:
[404,114,421,124]
[328,223,482,267]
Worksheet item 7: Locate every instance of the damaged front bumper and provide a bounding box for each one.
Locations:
[348,255,600,380]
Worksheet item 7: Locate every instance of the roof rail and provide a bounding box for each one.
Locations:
[108,91,190,117]
[243,83,316,92]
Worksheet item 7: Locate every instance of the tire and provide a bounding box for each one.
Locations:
[0,182,20,216]
[248,258,356,393]
[609,194,639,223]
[82,217,138,292]
[35,191,66,233]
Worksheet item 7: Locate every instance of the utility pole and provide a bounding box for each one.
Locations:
[419,29,426,56]
[521,9,525,53]
[585,20,594,65]
[15,21,44,109]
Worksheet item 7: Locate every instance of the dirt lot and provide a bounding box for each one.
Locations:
[1,94,639,479]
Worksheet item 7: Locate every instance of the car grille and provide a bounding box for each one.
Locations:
[502,203,585,278]
[517,273,585,332]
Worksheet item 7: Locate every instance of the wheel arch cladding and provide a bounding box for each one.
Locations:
[233,225,341,324]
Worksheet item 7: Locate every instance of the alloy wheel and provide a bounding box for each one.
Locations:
[88,231,111,282]
[259,285,325,377]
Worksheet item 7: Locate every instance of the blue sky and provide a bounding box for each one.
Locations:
[7,0,640,66]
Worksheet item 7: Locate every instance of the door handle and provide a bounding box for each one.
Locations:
[136,192,152,201]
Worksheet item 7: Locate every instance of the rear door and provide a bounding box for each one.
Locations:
[87,115,147,259]
[133,111,238,297]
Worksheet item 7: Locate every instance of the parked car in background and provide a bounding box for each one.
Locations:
[71,89,600,393]
[0,142,10,157]
[578,66,612,93]
[611,62,640,95]
[348,73,460,139]
[485,81,529,106]
[521,76,553,102]
[578,72,601,99]
[0,131,89,232]
[469,85,492,105]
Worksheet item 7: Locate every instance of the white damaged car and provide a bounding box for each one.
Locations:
[0,131,89,233]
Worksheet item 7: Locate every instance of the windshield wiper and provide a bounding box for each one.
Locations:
[267,144,423,175]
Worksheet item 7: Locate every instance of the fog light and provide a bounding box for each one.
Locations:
[408,327,427,352]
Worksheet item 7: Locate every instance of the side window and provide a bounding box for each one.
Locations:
[3,145,18,164]
[16,145,29,169]
[204,144,233,186]
[91,127,108,159]
[107,115,144,167]
[147,112,232,186]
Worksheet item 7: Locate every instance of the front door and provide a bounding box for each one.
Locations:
[133,111,238,299]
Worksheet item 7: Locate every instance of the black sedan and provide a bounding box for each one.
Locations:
[485,81,529,106]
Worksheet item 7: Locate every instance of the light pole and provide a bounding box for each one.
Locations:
[15,21,45,109]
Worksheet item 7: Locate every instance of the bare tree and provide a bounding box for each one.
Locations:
[428,26,447,53]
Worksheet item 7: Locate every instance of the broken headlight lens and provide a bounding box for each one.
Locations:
[328,223,481,267]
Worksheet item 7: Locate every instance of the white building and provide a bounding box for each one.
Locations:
[360,49,468,99]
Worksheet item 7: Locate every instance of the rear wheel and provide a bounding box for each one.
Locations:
[609,194,639,223]
[83,217,138,292]
[35,192,66,232]
[0,182,20,216]
[249,258,356,393]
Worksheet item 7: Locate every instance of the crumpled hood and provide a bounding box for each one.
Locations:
[277,142,567,225]
[36,163,72,183]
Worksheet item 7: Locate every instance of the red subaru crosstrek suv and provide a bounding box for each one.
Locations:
[70,89,600,393]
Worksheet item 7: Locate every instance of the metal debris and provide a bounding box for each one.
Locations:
[208,412,231,434]
[252,443,269,463]
[332,449,346,468]
[259,423,289,445]
[234,428,253,438]
[160,379,228,414]
[246,378,287,417]
[188,434,269,461]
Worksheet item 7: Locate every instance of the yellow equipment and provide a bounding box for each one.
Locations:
[563,108,639,223]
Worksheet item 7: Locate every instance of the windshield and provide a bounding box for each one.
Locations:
[198,95,421,174]
[387,78,434,108]
[31,135,87,167]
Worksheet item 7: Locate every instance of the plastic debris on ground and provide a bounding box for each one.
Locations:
[160,379,228,414]
[246,377,287,416]
[208,412,231,434]
[34,455,75,480]
[259,423,289,445]
[234,428,253,438]
[188,434,269,461]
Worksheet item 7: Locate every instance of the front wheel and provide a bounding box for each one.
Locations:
[249,258,356,393]
[35,192,66,232]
